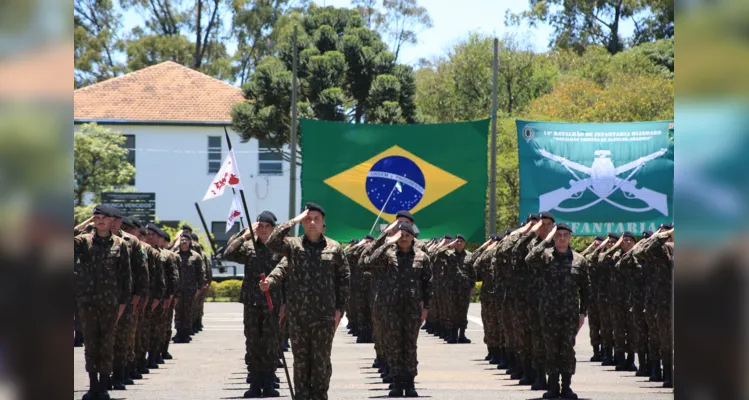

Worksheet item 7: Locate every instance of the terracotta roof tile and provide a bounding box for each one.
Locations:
[74,61,245,123]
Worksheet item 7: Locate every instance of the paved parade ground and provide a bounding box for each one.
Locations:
[74,303,673,400]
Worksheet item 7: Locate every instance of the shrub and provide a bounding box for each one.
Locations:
[471,281,482,303]
[206,281,219,299]
[215,279,242,300]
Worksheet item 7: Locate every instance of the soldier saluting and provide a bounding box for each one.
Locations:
[259,203,350,400]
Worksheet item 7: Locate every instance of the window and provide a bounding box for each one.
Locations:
[208,136,222,174]
[258,139,283,175]
[122,134,136,185]
[212,221,240,249]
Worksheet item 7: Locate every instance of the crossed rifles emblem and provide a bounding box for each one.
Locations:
[538,148,669,216]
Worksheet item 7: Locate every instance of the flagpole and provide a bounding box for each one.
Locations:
[224,127,256,245]
[369,182,399,235]
[231,187,245,229]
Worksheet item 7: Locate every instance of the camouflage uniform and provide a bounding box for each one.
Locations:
[194,246,212,330]
[582,246,602,353]
[224,235,283,376]
[471,247,500,349]
[432,246,474,340]
[359,237,388,369]
[495,233,531,375]
[345,244,360,333]
[112,231,149,380]
[174,248,204,338]
[525,240,590,376]
[590,245,614,359]
[363,239,431,384]
[160,249,179,355]
[74,233,132,376]
[600,247,635,360]
[265,220,350,400]
[614,249,641,363]
[351,245,374,342]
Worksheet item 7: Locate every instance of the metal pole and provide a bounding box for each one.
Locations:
[488,38,499,234]
[194,202,218,254]
[288,25,299,226]
[369,183,398,235]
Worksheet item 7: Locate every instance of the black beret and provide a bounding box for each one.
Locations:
[257,211,277,225]
[396,222,415,236]
[130,217,142,228]
[497,233,506,241]
[146,223,161,235]
[622,231,635,240]
[594,236,605,241]
[443,233,453,240]
[349,239,359,244]
[190,233,199,241]
[527,213,540,222]
[182,224,193,231]
[164,233,171,242]
[456,234,466,241]
[121,216,135,228]
[364,234,374,240]
[93,204,123,218]
[489,234,498,241]
[555,222,573,233]
[305,202,325,216]
[139,227,147,236]
[395,210,415,222]
[539,211,555,222]
[659,223,673,230]
[504,229,514,236]
[180,232,192,241]
[642,230,653,238]
[607,232,620,239]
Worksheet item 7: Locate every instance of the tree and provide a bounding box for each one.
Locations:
[74,123,136,208]
[74,0,127,87]
[506,0,673,55]
[351,0,382,30]
[380,0,432,62]
[231,5,419,162]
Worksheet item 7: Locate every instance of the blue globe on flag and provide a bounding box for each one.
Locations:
[365,155,426,214]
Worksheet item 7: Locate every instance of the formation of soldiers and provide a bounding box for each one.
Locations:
[73,206,212,400]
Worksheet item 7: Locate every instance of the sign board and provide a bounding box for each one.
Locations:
[101,192,156,223]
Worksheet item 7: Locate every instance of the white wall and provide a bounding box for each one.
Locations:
[87,124,301,239]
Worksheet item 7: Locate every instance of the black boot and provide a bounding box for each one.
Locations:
[542,373,560,399]
[497,348,509,369]
[421,321,430,331]
[246,372,253,384]
[484,346,492,361]
[519,358,535,385]
[615,351,627,371]
[510,354,524,379]
[148,352,160,369]
[138,358,150,374]
[162,350,173,360]
[489,347,500,365]
[382,372,394,383]
[173,329,187,344]
[457,327,471,344]
[98,374,112,400]
[111,368,126,390]
[560,373,578,399]
[446,328,458,344]
[636,352,650,376]
[373,357,382,369]
[404,375,418,397]
[198,317,203,330]
[590,344,601,362]
[74,331,84,347]
[624,352,638,372]
[129,361,142,380]
[426,323,435,334]
[388,375,404,397]
[261,371,280,397]
[506,353,518,374]
[531,365,548,390]
[283,338,290,351]
[602,347,616,366]
[662,363,673,388]
[356,328,367,343]
[157,354,166,364]
[122,365,134,385]
[82,372,98,400]
[243,373,262,398]
[650,359,663,382]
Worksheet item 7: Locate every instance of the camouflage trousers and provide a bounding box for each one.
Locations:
[481,297,502,348]
[165,305,175,351]
[175,291,196,331]
[372,288,385,361]
[127,306,141,363]
[288,318,335,400]
[429,281,441,326]
[357,275,373,333]
[137,307,151,361]
[74,306,83,334]
[656,297,673,365]
[499,297,513,350]
[513,296,532,359]
[245,305,280,374]
[645,298,660,359]
[598,299,614,350]
[150,305,166,355]
[540,307,579,375]
[633,302,648,353]
[445,288,471,330]
[193,291,205,327]
[78,302,118,374]
[612,302,637,353]
[347,277,359,327]
[437,285,450,329]
[529,296,545,367]
[588,300,602,347]
[113,305,133,369]
[382,305,421,378]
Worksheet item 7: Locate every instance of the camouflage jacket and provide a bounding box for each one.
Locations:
[616,249,643,308]
[472,245,501,300]
[224,235,283,310]
[632,232,673,303]
[176,249,204,293]
[266,220,350,324]
[432,246,475,292]
[493,234,524,300]
[598,247,623,305]
[74,233,131,306]
[159,248,180,297]
[116,230,150,298]
[512,231,545,297]
[364,242,432,309]
[145,244,165,301]
[526,240,591,316]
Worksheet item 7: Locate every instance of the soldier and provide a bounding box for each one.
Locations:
[631,230,652,377]
[225,211,283,398]
[74,205,132,400]
[608,232,639,372]
[362,222,430,397]
[633,225,673,389]
[140,225,166,371]
[471,234,502,362]
[432,234,474,344]
[590,233,618,366]
[580,236,604,362]
[259,203,350,400]
[434,234,454,341]
[352,235,375,344]
[157,232,179,360]
[525,222,590,399]
[191,233,211,335]
[173,233,205,343]
[110,216,150,390]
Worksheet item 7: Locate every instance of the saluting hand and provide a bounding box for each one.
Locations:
[531,220,544,234]
[259,277,271,292]
[292,209,309,224]
[386,231,401,245]
[545,225,557,242]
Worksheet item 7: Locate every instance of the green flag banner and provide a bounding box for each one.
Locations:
[301,118,490,242]
[517,120,674,236]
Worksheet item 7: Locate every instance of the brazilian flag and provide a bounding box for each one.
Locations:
[301,118,490,242]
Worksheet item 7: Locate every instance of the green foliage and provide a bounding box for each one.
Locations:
[158,219,214,255]
[207,280,219,298]
[231,5,419,155]
[208,279,242,301]
[74,123,135,207]
[471,281,481,303]
[74,0,127,88]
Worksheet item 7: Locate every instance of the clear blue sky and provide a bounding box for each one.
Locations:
[121,0,635,67]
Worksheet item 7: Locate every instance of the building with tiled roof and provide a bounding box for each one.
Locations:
[74,62,299,274]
